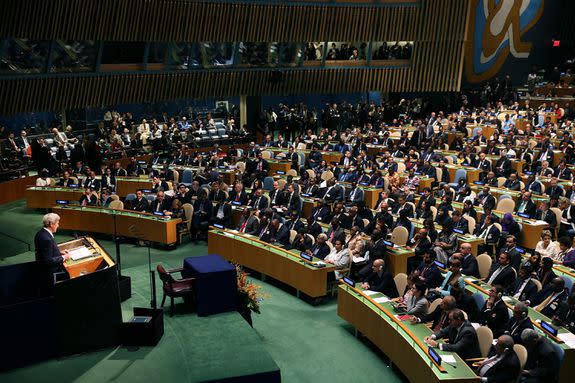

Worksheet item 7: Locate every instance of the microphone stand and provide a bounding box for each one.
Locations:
[128,224,157,309]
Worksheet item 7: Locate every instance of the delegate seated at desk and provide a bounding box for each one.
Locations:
[360,259,398,298]
[34,213,72,289]
[424,309,482,360]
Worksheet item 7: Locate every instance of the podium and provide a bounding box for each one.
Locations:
[0,237,122,370]
[55,237,122,355]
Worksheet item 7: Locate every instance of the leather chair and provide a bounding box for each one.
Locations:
[157,264,195,316]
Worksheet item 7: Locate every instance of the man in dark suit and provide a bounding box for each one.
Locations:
[83,171,101,191]
[534,202,557,231]
[501,235,522,271]
[326,218,346,244]
[151,176,169,193]
[479,285,510,337]
[284,211,305,233]
[546,178,564,200]
[476,335,521,383]
[533,277,568,318]
[360,259,398,298]
[451,211,469,234]
[268,181,284,207]
[228,182,248,205]
[237,209,259,234]
[34,213,72,288]
[457,243,479,278]
[270,218,290,246]
[515,191,537,218]
[507,264,538,304]
[150,191,172,214]
[553,292,575,333]
[132,189,150,212]
[356,229,388,279]
[309,200,331,223]
[521,328,560,382]
[486,252,516,288]
[412,295,456,332]
[320,179,344,203]
[504,302,533,345]
[306,233,330,260]
[415,249,443,288]
[346,182,364,204]
[79,187,98,206]
[451,285,480,322]
[424,309,482,360]
[248,188,269,211]
[476,186,497,211]
[494,154,512,177]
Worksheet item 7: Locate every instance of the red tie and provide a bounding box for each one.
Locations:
[241,219,248,232]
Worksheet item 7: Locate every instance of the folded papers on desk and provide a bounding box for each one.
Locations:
[68,247,93,261]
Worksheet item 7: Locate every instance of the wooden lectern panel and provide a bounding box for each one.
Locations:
[60,237,115,279]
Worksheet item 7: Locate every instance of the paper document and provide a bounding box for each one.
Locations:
[558,333,575,348]
[440,355,457,364]
[373,296,390,304]
[353,257,366,263]
[223,232,236,238]
[69,247,93,261]
[363,290,379,296]
[470,322,481,330]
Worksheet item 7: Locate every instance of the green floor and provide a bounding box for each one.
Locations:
[0,200,404,383]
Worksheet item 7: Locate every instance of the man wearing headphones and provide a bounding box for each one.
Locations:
[476,335,521,382]
[504,302,533,346]
[479,285,510,337]
[360,259,398,298]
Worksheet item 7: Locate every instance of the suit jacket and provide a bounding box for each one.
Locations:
[346,187,364,203]
[326,226,346,244]
[83,177,101,191]
[364,239,387,263]
[478,350,521,383]
[79,194,98,206]
[555,301,575,333]
[504,316,533,345]
[34,228,65,276]
[475,224,500,245]
[321,185,344,203]
[310,206,331,223]
[268,189,283,206]
[526,181,543,194]
[461,254,479,278]
[272,224,290,246]
[310,242,330,260]
[364,271,398,298]
[503,179,521,191]
[228,190,248,205]
[515,199,537,218]
[416,262,443,288]
[419,306,450,331]
[486,264,516,288]
[506,278,538,303]
[535,289,568,318]
[237,215,259,234]
[479,299,510,337]
[150,197,172,213]
[494,157,512,176]
[211,203,232,227]
[433,321,481,360]
[546,185,564,200]
[249,195,269,210]
[524,338,560,381]
[132,197,149,212]
[101,175,116,190]
[477,193,496,211]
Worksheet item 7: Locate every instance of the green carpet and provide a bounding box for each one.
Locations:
[0,200,404,383]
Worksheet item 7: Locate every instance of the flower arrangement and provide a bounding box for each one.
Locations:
[234,263,268,314]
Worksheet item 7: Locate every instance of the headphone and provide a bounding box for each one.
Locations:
[378,264,384,271]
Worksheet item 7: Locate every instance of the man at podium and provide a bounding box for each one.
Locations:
[34,213,71,288]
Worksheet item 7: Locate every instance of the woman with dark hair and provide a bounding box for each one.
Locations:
[423,218,438,243]
[435,196,454,227]
[433,222,458,264]
[501,212,521,238]
[416,200,433,220]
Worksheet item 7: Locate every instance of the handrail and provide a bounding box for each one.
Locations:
[0,231,31,251]
[209,226,335,269]
[343,284,447,373]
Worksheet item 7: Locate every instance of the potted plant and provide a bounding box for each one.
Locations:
[234,264,267,327]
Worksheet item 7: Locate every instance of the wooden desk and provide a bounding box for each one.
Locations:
[26,187,84,208]
[268,160,292,175]
[208,229,336,298]
[446,199,548,250]
[53,206,181,244]
[116,177,154,197]
[338,285,479,383]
